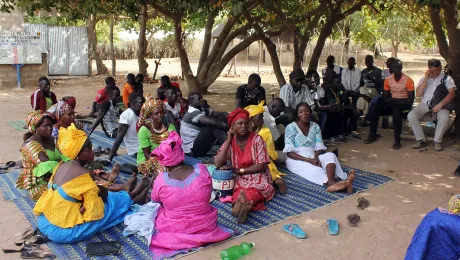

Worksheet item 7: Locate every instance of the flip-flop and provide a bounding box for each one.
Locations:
[93,146,102,157]
[326,218,339,235]
[283,224,307,239]
[102,148,111,155]
[357,197,370,210]
[5,161,16,168]
[14,228,36,246]
[347,213,361,227]
[94,158,111,166]
[20,245,56,259]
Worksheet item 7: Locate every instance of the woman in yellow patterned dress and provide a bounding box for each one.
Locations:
[245,102,287,194]
[136,95,176,177]
[17,111,62,201]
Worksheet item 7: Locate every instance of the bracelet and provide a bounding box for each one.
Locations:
[239,168,245,174]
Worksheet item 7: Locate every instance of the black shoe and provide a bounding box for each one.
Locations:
[364,136,377,144]
[359,120,370,127]
[454,165,460,177]
[332,148,339,158]
[392,142,401,150]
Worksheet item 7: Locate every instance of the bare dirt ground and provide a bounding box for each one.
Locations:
[0,53,459,260]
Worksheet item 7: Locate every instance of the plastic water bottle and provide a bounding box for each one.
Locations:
[220,242,255,260]
[426,121,436,128]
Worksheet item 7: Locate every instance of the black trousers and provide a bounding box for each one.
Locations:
[191,127,227,157]
[368,96,411,142]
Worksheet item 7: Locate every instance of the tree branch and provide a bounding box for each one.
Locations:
[429,5,449,61]
[197,8,219,73]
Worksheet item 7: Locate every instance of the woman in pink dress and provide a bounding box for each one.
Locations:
[149,131,233,260]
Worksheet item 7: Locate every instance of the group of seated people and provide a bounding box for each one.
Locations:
[19,55,456,255]
[273,55,456,151]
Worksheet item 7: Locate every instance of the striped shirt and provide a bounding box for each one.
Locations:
[180,106,212,153]
[384,74,414,99]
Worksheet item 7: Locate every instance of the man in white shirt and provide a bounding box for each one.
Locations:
[341,57,361,107]
[407,59,456,151]
[108,92,145,161]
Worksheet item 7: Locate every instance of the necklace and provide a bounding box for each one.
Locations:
[151,122,166,133]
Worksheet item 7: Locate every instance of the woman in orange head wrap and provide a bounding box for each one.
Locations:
[214,108,275,224]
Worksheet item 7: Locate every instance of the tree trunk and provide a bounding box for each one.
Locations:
[173,16,200,93]
[391,42,399,58]
[262,38,286,87]
[429,6,450,61]
[293,29,302,70]
[344,19,351,54]
[110,15,116,76]
[138,4,149,76]
[87,15,107,75]
[440,0,460,136]
[308,17,335,70]
[373,43,381,57]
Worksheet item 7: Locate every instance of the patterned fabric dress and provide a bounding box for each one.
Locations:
[17,141,61,201]
[284,121,347,185]
[218,132,274,211]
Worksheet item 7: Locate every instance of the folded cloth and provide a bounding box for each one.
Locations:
[123,202,161,244]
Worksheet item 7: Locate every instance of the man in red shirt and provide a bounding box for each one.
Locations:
[30,76,57,112]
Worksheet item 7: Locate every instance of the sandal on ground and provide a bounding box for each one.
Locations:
[347,213,361,227]
[2,245,28,253]
[102,148,111,155]
[326,218,339,235]
[357,197,370,210]
[5,161,16,168]
[93,146,103,157]
[14,228,36,246]
[20,245,55,259]
[94,158,111,166]
[283,224,307,239]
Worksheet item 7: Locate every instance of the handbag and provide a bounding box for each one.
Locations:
[429,75,455,111]
[86,241,121,257]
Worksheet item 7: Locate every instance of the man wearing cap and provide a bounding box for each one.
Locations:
[279,69,323,127]
[407,59,456,151]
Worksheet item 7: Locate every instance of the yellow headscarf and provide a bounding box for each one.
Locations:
[245,101,265,118]
[57,123,88,160]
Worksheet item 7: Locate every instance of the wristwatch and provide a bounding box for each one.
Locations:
[239,168,245,174]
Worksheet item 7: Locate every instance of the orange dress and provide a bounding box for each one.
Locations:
[122,83,134,108]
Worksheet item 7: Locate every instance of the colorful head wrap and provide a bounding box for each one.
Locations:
[136,94,165,132]
[62,96,76,110]
[57,123,88,160]
[47,100,72,121]
[448,194,460,215]
[151,131,184,167]
[25,111,46,133]
[245,101,265,118]
[227,108,249,126]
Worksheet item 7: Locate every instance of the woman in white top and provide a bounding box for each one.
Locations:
[283,102,355,193]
